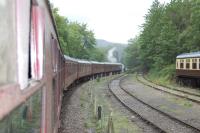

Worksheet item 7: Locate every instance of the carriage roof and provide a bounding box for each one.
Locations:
[176,51,200,59]
[64,55,78,62]
[103,62,122,65]
[76,59,91,64]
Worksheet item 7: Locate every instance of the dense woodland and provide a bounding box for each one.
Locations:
[124,0,200,80]
[52,6,106,61]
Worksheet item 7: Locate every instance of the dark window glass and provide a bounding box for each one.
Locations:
[192,63,197,69]
[180,63,184,69]
[186,63,190,69]
[0,90,42,133]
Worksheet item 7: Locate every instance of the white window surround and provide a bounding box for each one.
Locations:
[16,0,31,89]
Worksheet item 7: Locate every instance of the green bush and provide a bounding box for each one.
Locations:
[147,64,176,85]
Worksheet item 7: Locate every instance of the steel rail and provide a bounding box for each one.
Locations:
[109,75,200,133]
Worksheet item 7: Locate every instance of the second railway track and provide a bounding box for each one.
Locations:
[136,74,200,104]
[109,75,200,133]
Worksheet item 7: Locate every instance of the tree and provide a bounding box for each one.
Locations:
[124,37,141,70]
[51,5,106,61]
[124,0,200,79]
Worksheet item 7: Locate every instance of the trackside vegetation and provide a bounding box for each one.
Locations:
[80,76,141,133]
[52,6,106,61]
[124,0,200,82]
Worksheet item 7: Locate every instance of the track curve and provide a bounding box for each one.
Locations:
[109,75,200,133]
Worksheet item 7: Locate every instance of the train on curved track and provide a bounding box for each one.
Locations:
[0,0,122,133]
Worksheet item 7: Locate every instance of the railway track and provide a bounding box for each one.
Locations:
[143,75,200,96]
[109,75,200,133]
[136,74,200,104]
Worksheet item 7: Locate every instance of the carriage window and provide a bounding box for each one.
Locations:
[13,0,31,89]
[192,59,197,69]
[180,63,183,69]
[51,36,56,72]
[186,59,190,69]
[51,39,59,73]
[0,90,42,133]
[180,60,184,69]
[30,5,44,80]
[0,0,34,86]
[52,78,56,128]
[186,63,190,69]
[192,63,197,69]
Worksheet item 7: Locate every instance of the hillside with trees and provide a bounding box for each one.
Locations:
[124,0,200,81]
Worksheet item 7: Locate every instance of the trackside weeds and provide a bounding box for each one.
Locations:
[80,75,141,133]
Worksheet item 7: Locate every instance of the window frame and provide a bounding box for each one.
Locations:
[199,59,200,70]
[30,5,45,80]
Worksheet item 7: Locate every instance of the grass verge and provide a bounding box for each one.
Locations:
[80,75,141,133]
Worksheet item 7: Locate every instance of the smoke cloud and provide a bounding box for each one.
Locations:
[107,47,117,63]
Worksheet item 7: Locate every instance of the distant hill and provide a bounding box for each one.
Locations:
[96,39,126,48]
[96,39,127,63]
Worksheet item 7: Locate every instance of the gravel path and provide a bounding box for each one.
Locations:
[59,85,87,133]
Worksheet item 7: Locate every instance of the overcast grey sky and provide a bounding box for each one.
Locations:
[50,0,170,44]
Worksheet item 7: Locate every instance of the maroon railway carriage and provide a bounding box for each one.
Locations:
[0,0,66,132]
[104,62,122,75]
[91,61,105,77]
[77,60,92,79]
[64,56,78,88]
[0,0,122,133]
